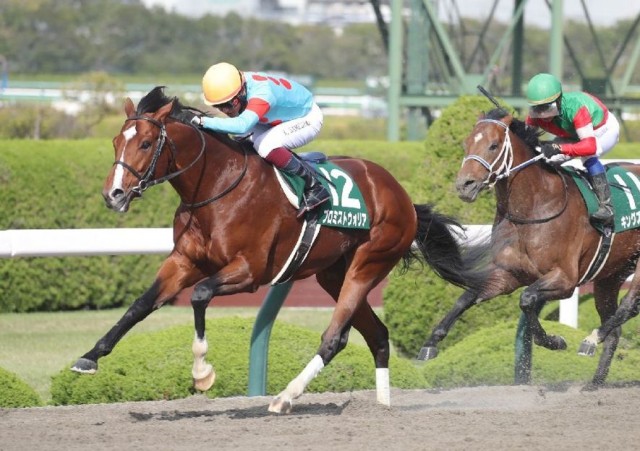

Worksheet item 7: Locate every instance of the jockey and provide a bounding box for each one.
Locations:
[188,62,330,217]
[526,72,620,228]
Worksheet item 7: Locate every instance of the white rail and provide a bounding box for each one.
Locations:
[0,225,581,327]
[0,228,173,257]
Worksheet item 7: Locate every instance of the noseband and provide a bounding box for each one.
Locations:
[115,115,247,209]
[462,118,568,224]
[461,118,546,187]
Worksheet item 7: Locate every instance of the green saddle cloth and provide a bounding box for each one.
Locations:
[279,161,370,230]
[565,165,640,233]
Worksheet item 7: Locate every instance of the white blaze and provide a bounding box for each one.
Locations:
[112,125,137,191]
[474,132,483,143]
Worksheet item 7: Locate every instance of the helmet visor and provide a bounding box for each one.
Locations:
[529,102,559,119]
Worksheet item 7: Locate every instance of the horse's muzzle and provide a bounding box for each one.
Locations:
[455,176,483,203]
[103,188,135,212]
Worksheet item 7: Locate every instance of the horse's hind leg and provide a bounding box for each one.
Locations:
[316,263,391,404]
[580,276,628,388]
[269,260,391,413]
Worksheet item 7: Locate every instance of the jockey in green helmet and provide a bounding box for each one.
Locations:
[526,73,620,228]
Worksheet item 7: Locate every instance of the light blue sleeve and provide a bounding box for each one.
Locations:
[201,110,260,135]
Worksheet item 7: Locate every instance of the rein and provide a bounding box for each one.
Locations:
[115,115,247,209]
[463,118,569,224]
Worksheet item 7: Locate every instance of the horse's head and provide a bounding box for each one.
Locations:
[103,87,182,212]
[455,107,542,202]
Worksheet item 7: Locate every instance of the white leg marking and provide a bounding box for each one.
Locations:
[584,328,600,346]
[269,354,324,413]
[376,368,391,406]
[192,332,215,391]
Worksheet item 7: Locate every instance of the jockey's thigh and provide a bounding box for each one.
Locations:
[253,103,323,158]
[594,113,621,157]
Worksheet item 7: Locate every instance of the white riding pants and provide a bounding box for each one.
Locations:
[252,103,323,157]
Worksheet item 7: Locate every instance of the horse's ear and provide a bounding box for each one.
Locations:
[503,114,514,126]
[124,98,135,118]
[155,99,175,122]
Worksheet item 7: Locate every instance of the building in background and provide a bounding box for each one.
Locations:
[140,0,390,26]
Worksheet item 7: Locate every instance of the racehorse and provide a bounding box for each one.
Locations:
[70,86,488,413]
[418,107,640,387]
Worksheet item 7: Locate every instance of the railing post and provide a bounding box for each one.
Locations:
[247,281,294,396]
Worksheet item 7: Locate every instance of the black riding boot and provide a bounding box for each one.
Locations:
[282,157,330,217]
[589,172,614,228]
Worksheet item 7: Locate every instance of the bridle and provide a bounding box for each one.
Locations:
[462,117,569,224]
[114,115,247,209]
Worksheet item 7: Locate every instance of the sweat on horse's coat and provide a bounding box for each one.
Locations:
[71,86,489,413]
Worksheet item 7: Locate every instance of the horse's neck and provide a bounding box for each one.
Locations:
[168,126,249,201]
[495,143,562,212]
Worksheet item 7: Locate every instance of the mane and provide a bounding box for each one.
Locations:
[138,86,212,118]
[485,107,544,151]
[137,86,244,150]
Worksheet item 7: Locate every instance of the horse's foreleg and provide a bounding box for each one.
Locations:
[418,290,479,361]
[419,268,520,361]
[189,259,256,392]
[71,280,161,373]
[190,283,216,392]
[72,255,200,375]
[520,276,575,351]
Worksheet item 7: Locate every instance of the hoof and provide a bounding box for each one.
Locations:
[70,358,97,374]
[193,366,216,392]
[577,340,597,357]
[268,396,292,414]
[416,346,438,361]
[581,382,601,392]
[546,335,567,351]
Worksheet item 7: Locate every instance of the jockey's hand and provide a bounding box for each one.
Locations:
[183,111,202,127]
[541,143,563,159]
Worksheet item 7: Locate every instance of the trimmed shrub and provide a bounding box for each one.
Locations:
[384,263,522,357]
[50,317,427,405]
[422,319,640,388]
[0,367,43,408]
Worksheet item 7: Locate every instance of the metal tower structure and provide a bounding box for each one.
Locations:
[380,0,640,140]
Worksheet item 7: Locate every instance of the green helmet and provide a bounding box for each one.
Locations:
[526,73,562,105]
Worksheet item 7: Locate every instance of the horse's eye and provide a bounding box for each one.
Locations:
[140,141,152,150]
[489,141,499,151]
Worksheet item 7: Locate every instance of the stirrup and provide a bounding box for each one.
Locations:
[296,186,330,218]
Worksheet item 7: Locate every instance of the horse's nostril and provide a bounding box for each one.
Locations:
[109,188,125,200]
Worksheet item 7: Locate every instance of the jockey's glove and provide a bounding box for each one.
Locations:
[541,143,563,158]
[183,110,203,127]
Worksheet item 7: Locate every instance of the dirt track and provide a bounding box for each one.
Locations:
[1,384,639,450]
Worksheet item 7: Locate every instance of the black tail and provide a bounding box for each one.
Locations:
[402,204,490,292]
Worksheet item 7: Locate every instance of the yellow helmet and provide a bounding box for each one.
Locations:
[201,62,243,105]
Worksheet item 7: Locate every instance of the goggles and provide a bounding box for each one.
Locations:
[529,102,559,119]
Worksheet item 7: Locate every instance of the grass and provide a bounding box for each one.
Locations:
[0,306,375,403]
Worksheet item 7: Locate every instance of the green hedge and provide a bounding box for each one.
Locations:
[50,317,427,405]
[0,367,42,408]
[422,319,640,387]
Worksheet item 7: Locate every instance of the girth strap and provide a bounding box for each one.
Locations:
[578,230,615,286]
[270,211,322,285]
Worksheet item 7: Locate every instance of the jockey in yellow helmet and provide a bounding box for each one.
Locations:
[187,62,330,217]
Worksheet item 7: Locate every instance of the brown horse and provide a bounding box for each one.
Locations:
[418,107,640,386]
[70,87,487,413]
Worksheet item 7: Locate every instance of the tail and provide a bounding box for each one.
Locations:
[402,204,490,292]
